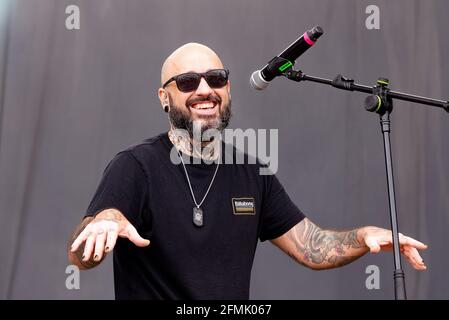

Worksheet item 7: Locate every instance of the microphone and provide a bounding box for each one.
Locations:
[250,26,323,90]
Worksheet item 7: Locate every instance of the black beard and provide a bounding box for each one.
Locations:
[168,96,232,136]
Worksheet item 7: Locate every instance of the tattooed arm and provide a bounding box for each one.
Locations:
[271,218,368,270]
[271,218,428,270]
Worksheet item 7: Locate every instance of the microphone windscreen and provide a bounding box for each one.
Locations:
[250,70,269,90]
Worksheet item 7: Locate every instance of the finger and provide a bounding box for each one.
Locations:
[365,237,381,253]
[82,232,96,261]
[403,246,426,270]
[402,247,417,268]
[399,234,427,250]
[403,251,417,270]
[406,246,426,268]
[125,224,150,247]
[71,226,92,252]
[105,226,118,253]
[93,228,107,261]
[406,253,426,270]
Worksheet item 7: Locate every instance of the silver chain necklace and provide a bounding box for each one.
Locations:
[177,149,220,227]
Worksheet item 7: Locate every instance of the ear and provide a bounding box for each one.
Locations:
[158,88,169,111]
[226,80,231,98]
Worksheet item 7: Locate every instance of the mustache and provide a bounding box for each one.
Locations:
[186,95,221,107]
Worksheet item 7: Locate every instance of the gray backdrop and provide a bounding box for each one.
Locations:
[0,0,448,299]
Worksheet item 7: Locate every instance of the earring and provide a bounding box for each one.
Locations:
[163,105,169,113]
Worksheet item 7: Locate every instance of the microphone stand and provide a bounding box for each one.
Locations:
[281,65,449,300]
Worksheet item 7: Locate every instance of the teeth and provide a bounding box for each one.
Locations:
[191,102,215,110]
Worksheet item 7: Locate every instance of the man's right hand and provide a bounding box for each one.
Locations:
[69,208,150,268]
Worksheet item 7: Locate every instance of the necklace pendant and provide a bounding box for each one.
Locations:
[193,207,204,227]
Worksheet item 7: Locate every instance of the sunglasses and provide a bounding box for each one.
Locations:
[162,69,229,92]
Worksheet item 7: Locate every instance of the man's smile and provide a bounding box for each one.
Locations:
[188,99,219,115]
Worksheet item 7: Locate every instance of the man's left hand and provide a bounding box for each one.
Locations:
[360,226,428,270]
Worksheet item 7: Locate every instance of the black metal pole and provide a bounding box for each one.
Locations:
[380,112,406,300]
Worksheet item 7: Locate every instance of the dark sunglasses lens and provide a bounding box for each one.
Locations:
[176,73,201,92]
[205,70,228,88]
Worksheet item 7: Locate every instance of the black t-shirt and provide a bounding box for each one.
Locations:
[85,132,305,299]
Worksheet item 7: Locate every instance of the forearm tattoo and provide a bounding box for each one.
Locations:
[287,218,367,269]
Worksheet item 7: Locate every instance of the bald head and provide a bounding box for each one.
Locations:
[161,43,224,86]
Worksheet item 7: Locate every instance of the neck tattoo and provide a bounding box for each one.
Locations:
[168,129,220,161]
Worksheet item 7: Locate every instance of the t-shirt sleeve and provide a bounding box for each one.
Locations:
[85,151,149,229]
[259,174,306,241]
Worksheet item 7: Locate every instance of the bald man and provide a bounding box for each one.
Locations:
[68,43,427,300]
